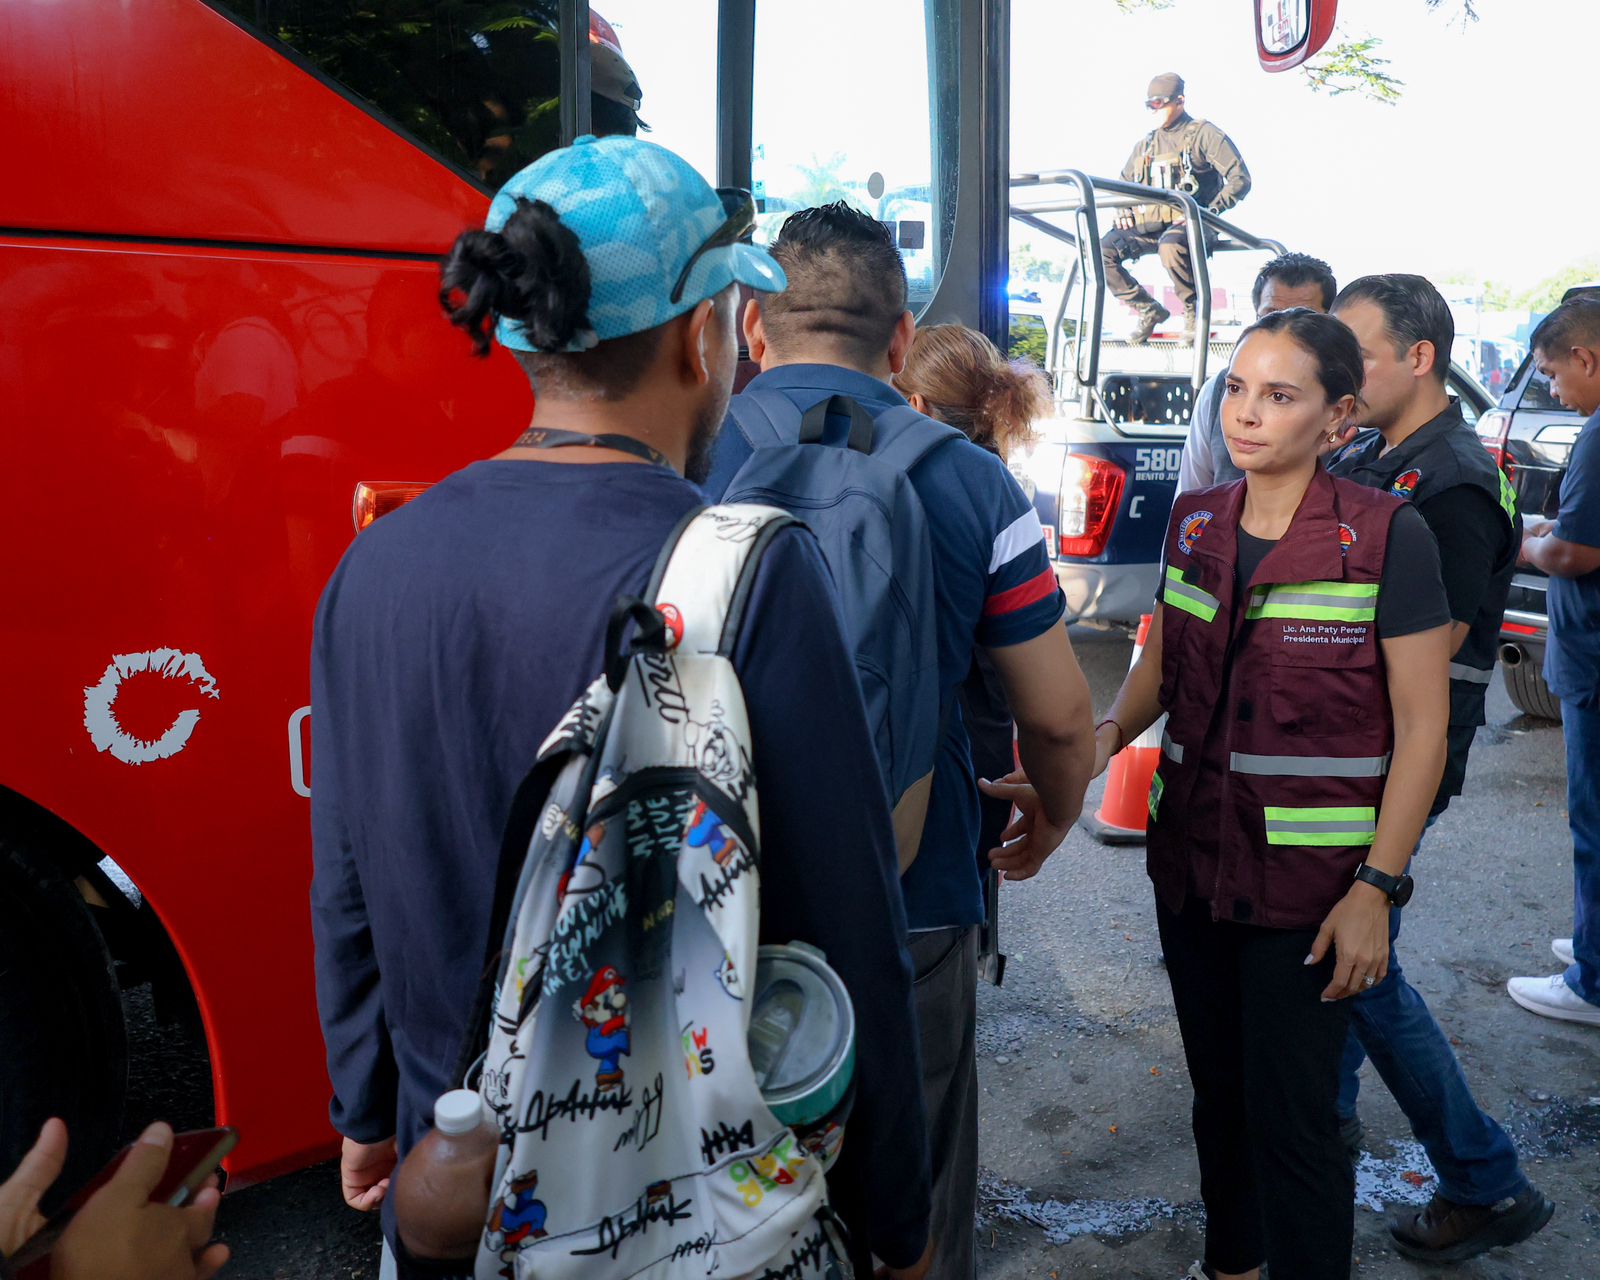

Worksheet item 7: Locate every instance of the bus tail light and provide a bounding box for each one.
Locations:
[352,481,430,533]
[1477,409,1515,479]
[1057,454,1126,558]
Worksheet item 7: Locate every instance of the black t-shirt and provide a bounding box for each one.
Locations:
[1233,504,1450,638]
[1415,486,1512,625]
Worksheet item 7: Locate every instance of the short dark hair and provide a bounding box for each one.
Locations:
[1333,273,1454,385]
[1238,308,1364,405]
[761,203,908,365]
[1253,252,1337,313]
[438,196,661,400]
[1531,297,1600,359]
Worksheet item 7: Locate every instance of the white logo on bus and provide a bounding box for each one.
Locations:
[83,649,220,765]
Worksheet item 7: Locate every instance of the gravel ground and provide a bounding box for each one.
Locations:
[122,626,1596,1279]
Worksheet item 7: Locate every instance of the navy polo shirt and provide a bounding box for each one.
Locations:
[1545,408,1600,707]
[703,364,1066,930]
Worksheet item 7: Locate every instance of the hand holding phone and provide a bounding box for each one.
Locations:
[8,1122,232,1280]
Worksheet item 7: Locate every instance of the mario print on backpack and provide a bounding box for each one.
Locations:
[574,966,630,1092]
[1390,468,1422,499]
[489,1170,549,1279]
[685,799,739,867]
[1177,510,1214,555]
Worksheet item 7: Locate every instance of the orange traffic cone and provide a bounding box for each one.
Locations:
[1082,613,1162,846]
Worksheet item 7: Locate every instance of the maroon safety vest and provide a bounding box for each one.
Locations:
[1150,466,1404,930]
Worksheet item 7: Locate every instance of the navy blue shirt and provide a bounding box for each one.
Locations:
[310,457,929,1265]
[703,365,1066,930]
[1546,409,1600,707]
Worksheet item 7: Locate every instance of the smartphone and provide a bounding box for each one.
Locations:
[9,1127,237,1272]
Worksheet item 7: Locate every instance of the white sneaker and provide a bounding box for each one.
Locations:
[1553,937,1576,966]
[1507,973,1600,1025]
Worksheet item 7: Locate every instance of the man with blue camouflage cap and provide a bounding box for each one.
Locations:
[309,135,933,1280]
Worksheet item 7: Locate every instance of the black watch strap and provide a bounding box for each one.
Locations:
[1354,863,1407,904]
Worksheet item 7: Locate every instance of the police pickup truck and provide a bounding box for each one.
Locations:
[1009,172,1492,627]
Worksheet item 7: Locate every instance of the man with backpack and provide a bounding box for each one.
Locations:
[311,138,933,1280]
[702,202,1097,1280]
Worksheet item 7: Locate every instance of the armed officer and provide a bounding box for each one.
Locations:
[1102,73,1251,345]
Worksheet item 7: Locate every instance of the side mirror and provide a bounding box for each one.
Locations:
[1254,0,1338,72]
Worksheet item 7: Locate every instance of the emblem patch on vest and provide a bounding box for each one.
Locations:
[1338,523,1358,556]
[1177,510,1214,556]
[1390,468,1422,499]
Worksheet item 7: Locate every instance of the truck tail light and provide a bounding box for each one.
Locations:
[1057,454,1126,558]
[1477,409,1515,479]
[352,481,430,533]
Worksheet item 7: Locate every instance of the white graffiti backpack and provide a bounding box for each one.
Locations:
[460,505,851,1280]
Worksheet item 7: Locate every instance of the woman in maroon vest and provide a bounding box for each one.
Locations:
[1093,310,1451,1280]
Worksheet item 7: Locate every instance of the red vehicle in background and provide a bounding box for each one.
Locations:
[0,0,539,1191]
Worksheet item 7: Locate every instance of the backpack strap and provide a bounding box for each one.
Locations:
[798,394,877,451]
[648,505,799,657]
[870,403,965,474]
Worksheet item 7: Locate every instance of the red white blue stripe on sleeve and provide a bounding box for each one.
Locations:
[979,509,1064,643]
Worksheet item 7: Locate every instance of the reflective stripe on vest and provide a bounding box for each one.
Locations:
[1264,805,1378,847]
[1244,579,1379,623]
[1149,771,1165,820]
[1162,729,1185,764]
[1448,662,1493,685]
[1497,468,1518,524]
[1230,751,1391,778]
[1163,565,1221,622]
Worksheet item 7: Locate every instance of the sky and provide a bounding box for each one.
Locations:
[598,0,1595,301]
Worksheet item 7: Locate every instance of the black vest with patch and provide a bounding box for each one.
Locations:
[1329,400,1518,741]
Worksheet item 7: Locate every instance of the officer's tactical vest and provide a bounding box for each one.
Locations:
[1133,118,1217,228]
[1329,402,1518,732]
[1151,468,1403,930]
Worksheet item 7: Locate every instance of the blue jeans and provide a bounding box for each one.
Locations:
[1562,699,1600,1005]
[1338,828,1527,1206]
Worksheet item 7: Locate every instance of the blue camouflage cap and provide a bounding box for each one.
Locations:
[486,134,786,353]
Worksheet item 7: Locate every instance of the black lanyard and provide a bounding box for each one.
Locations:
[513,427,672,470]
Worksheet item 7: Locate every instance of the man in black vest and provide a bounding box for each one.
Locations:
[1328,274,1552,1262]
[1101,73,1251,344]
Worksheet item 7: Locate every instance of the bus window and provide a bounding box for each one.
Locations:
[750,0,958,316]
[591,2,719,183]
[208,0,564,189]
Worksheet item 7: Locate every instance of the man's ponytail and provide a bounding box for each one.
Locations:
[439,198,592,357]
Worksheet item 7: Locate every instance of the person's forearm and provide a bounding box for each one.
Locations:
[1015,716,1094,829]
[1102,649,1164,751]
[1368,717,1445,878]
[1523,531,1600,578]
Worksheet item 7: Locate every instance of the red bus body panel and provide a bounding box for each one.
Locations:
[0,0,527,1184]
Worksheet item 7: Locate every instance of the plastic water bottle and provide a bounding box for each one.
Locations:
[393,1090,498,1261]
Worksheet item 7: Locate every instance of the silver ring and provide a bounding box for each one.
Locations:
[1362,975,1376,987]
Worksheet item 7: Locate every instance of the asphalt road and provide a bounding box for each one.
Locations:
[128,626,1595,1279]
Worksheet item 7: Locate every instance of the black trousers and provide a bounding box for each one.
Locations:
[1101,226,1201,309]
[1156,896,1354,1278]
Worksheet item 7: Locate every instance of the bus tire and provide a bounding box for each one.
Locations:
[1503,660,1562,723]
[0,835,128,1205]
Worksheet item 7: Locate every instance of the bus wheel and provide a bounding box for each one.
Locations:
[0,835,128,1206]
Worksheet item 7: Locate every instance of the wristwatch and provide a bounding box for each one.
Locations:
[1354,863,1414,907]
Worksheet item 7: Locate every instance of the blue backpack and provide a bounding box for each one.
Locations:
[722,389,961,870]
